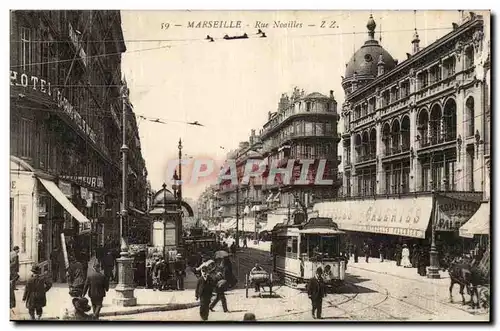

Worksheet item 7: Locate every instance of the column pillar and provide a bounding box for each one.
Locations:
[455,87,466,191]
[350,132,357,196]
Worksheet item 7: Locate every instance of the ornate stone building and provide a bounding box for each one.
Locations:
[315,12,490,257]
[9,11,149,280]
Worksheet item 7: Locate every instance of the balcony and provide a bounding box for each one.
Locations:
[417,132,457,150]
[379,96,410,119]
[261,109,338,139]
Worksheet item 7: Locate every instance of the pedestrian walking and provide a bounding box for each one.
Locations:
[394,243,402,266]
[353,244,359,263]
[379,243,385,262]
[418,248,428,276]
[10,272,18,310]
[152,257,163,291]
[22,265,52,320]
[102,251,115,284]
[363,242,370,263]
[62,297,93,321]
[195,266,215,321]
[411,244,419,268]
[243,237,248,248]
[307,267,326,319]
[50,247,61,283]
[67,255,86,297]
[10,246,20,288]
[83,261,109,319]
[401,244,412,268]
[174,253,186,290]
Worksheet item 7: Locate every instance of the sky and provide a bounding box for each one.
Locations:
[120,10,473,200]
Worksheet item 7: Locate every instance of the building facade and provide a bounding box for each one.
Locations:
[215,87,341,234]
[315,13,490,258]
[10,10,148,280]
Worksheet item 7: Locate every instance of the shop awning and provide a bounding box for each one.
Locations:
[38,178,91,228]
[313,197,433,239]
[460,202,490,238]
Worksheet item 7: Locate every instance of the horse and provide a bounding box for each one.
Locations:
[448,257,482,309]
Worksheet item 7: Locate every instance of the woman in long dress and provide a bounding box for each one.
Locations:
[401,244,412,268]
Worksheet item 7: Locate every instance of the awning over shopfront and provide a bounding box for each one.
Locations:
[38,178,91,229]
[459,202,490,238]
[238,217,256,232]
[313,197,434,239]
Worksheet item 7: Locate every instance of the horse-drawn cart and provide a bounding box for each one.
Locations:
[244,270,280,298]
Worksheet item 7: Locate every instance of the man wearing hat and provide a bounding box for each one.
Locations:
[83,261,109,319]
[22,264,52,320]
[195,266,214,321]
[174,253,186,291]
[307,267,326,319]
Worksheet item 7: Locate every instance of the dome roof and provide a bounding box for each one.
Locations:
[304,92,329,100]
[151,187,176,207]
[344,15,396,81]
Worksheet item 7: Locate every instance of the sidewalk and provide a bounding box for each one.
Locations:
[347,257,450,287]
[11,268,200,321]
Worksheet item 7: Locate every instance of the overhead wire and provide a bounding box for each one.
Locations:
[9,26,457,69]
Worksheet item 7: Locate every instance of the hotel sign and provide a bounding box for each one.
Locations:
[10,71,97,144]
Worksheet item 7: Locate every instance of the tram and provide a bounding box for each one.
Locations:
[272,216,347,287]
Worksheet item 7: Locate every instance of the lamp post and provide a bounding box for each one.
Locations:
[427,189,440,278]
[113,84,137,307]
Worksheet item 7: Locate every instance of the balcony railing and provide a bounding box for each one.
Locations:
[418,131,457,149]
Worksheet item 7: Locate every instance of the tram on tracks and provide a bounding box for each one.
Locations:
[272,216,347,288]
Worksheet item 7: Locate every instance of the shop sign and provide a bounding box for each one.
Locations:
[60,175,104,189]
[80,187,88,200]
[58,181,72,197]
[164,228,177,247]
[435,196,480,231]
[10,71,96,144]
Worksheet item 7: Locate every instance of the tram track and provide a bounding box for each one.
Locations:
[232,251,483,321]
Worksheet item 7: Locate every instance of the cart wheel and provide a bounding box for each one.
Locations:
[245,274,249,298]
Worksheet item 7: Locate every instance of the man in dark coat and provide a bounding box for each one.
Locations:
[307,267,326,319]
[353,245,359,263]
[10,246,20,288]
[395,244,402,267]
[363,243,370,263]
[22,265,52,320]
[174,254,186,290]
[50,247,61,283]
[67,256,86,297]
[83,262,109,319]
[102,251,115,284]
[195,266,215,321]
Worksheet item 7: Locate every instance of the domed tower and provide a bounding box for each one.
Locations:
[342,14,397,95]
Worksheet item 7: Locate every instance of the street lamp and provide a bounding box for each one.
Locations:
[427,189,440,279]
[113,84,137,307]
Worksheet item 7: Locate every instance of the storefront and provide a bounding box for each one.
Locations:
[313,192,482,260]
[10,156,39,282]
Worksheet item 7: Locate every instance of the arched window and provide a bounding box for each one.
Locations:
[391,119,401,154]
[382,123,391,155]
[369,128,377,157]
[466,97,475,137]
[430,104,442,144]
[401,116,411,151]
[465,46,474,69]
[417,109,429,146]
[443,99,457,142]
